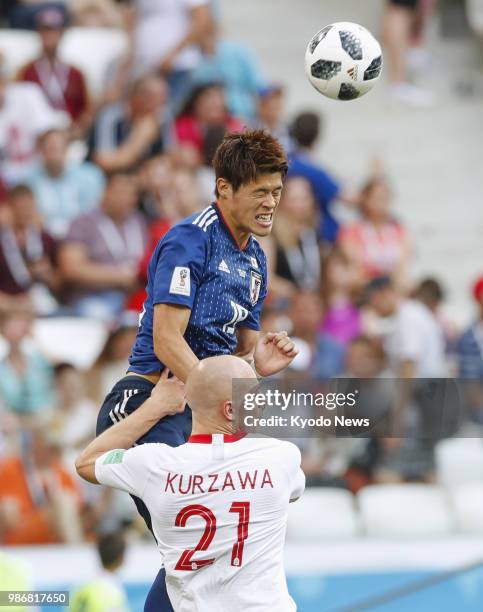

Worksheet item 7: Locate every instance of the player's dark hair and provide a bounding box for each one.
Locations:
[213,129,288,197]
[8,184,34,201]
[290,111,321,149]
[97,531,126,569]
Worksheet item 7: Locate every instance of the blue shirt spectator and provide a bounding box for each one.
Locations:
[26,129,105,239]
[193,22,266,120]
[458,277,483,379]
[288,112,345,243]
[0,310,53,414]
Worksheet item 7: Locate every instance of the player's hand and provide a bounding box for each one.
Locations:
[253,331,299,377]
[150,369,186,417]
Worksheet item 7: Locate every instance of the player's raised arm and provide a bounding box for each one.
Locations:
[75,371,185,484]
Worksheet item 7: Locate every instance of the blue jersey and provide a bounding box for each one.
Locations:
[129,204,268,374]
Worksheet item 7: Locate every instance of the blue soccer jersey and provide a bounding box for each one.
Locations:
[128,204,268,374]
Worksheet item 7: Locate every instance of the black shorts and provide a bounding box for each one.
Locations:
[388,0,418,8]
[96,375,192,446]
[96,375,192,534]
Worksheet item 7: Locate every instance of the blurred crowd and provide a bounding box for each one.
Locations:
[0,0,482,547]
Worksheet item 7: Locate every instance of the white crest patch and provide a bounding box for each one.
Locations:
[250,270,262,305]
[169,267,190,296]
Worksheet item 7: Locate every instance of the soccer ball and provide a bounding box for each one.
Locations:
[305,22,383,101]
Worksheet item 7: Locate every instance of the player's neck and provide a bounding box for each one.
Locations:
[190,420,235,437]
[216,201,250,248]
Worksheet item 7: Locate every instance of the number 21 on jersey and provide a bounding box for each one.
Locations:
[175,502,250,571]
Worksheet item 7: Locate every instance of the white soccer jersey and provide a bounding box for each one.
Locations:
[95,434,305,612]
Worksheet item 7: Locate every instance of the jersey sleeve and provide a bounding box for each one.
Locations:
[152,223,208,309]
[240,248,268,331]
[281,442,305,502]
[94,445,154,497]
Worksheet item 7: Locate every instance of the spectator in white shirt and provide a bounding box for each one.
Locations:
[133,0,212,109]
[0,59,67,186]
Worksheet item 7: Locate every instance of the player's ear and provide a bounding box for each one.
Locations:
[222,400,233,421]
[216,178,232,200]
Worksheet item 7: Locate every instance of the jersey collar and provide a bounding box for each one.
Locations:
[213,203,251,252]
[188,433,246,444]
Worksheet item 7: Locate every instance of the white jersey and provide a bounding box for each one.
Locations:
[95,434,305,612]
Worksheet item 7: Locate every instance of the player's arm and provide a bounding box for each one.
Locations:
[153,304,200,382]
[151,222,208,380]
[234,327,259,367]
[75,371,185,484]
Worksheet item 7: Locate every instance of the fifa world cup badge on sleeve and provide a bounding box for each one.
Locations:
[169,267,191,296]
[250,271,262,305]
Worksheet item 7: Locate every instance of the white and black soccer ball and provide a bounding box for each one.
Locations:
[305,22,383,101]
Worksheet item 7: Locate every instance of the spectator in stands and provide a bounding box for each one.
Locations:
[50,363,97,457]
[174,82,243,161]
[367,276,447,378]
[365,276,447,483]
[133,0,211,109]
[71,531,129,612]
[0,185,60,313]
[381,0,436,106]
[26,128,105,238]
[18,6,90,133]
[255,85,291,152]
[458,276,483,379]
[137,154,174,222]
[5,1,63,29]
[457,276,483,424]
[88,73,171,173]
[58,170,148,321]
[288,291,345,379]
[88,314,138,403]
[264,177,321,297]
[193,18,266,120]
[338,177,411,292]
[70,0,125,28]
[288,111,360,244]
[0,425,83,545]
[0,308,54,416]
[0,57,66,185]
[320,248,362,346]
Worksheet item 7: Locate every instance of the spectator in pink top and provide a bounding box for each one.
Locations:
[337,178,411,292]
[320,248,362,345]
[174,83,243,162]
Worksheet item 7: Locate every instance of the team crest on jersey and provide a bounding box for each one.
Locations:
[250,270,262,305]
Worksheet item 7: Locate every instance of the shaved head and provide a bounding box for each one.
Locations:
[186,356,256,419]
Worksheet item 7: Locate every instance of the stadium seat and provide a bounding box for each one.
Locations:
[357,484,453,537]
[287,487,360,541]
[59,28,129,97]
[0,30,40,76]
[32,317,108,370]
[0,28,129,98]
[435,437,483,489]
[451,483,483,533]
